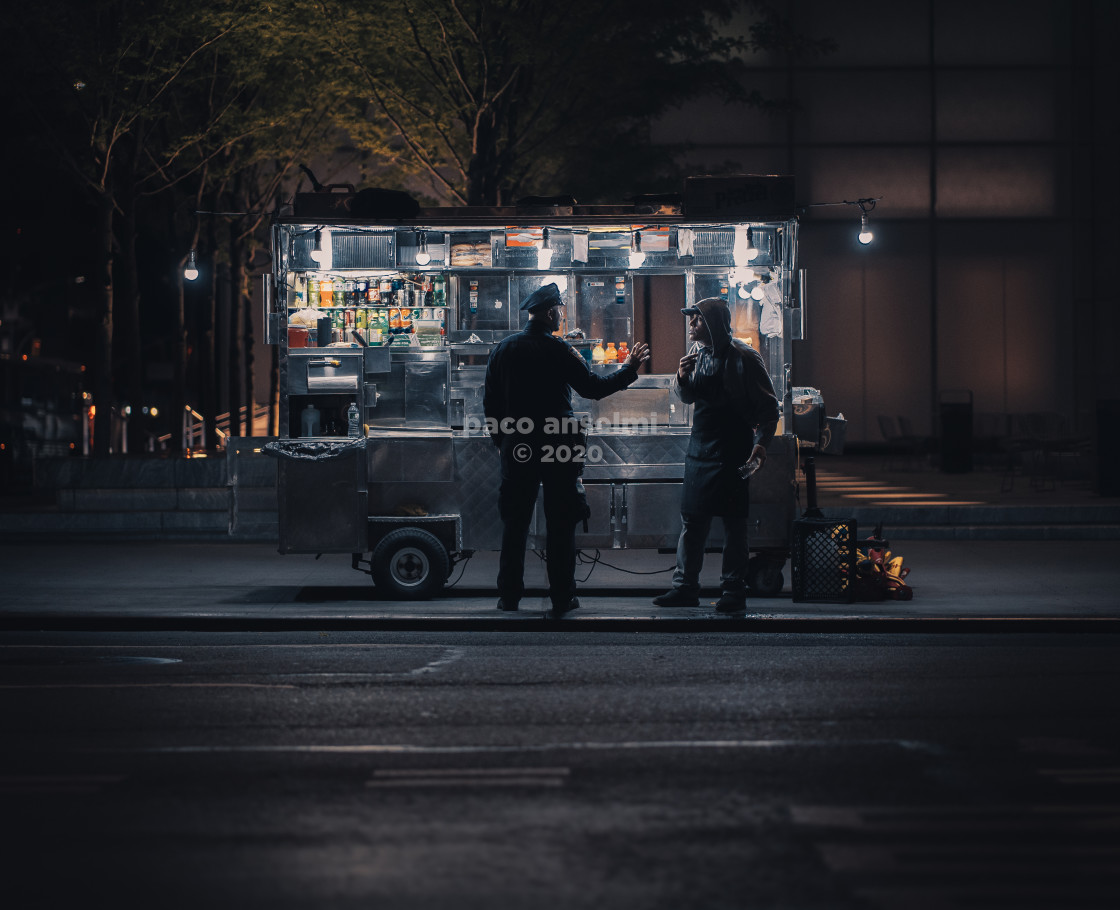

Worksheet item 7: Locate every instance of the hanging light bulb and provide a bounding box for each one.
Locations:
[733,225,760,265]
[309,229,324,263]
[629,230,645,269]
[858,213,873,245]
[415,231,431,265]
[737,283,751,299]
[537,227,553,270]
[745,227,759,261]
[751,283,765,301]
[183,250,199,281]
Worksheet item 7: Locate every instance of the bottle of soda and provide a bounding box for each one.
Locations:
[308,276,320,308]
[320,276,334,307]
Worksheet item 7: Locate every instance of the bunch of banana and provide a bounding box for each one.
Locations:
[855,548,914,601]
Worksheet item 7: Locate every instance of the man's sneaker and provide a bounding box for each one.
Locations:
[652,589,700,608]
[549,597,580,619]
[715,593,747,614]
[497,598,519,612]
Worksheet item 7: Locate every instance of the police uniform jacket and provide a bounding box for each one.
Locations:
[483,320,639,447]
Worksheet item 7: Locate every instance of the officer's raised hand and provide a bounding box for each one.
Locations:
[625,341,650,369]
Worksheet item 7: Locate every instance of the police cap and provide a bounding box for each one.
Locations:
[520,282,563,312]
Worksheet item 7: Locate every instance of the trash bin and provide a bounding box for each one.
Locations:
[939,389,973,474]
[263,439,368,553]
[791,386,825,447]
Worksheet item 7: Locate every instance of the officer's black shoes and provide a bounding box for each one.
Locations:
[715,593,747,614]
[549,597,580,619]
[652,589,700,608]
[497,598,519,612]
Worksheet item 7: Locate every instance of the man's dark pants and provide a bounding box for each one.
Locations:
[497,437,581,608]
[671,513,750,599]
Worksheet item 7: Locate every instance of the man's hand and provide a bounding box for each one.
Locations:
[624,341,650,369]
[749,443,767,468]
[677,351,698,380]
[738,444,768,479]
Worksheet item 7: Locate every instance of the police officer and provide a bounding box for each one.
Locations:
[483,282,650,618]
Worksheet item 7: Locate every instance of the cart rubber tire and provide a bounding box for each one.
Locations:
[371,528,450,600]
[747,557,785,598]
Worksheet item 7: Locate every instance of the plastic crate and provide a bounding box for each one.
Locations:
[791,517,856,603]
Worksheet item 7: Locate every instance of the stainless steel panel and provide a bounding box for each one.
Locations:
[276,448,367,554]
[332,231,394,269]
[533,482,613,548]
[618,482,683,548]
[405,360,449,427]
[367,434,454,482]
[286,353,362,393]
[748,501,792,549]
[363,346,392,373]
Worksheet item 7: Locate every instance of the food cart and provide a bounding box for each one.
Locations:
[262,174,824,599]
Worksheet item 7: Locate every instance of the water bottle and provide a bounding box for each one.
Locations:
[347,402,361,438]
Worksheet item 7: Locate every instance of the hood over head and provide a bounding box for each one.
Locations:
[681,296,733,354]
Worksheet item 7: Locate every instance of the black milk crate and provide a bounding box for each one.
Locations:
[791,516,856,603]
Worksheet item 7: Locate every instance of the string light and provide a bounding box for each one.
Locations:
[858,213,873,245]
[415,231,431,265]
[629,230,645,269]
[537,227,553,270]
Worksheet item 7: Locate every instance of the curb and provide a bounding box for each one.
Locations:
[1,614,1117,634]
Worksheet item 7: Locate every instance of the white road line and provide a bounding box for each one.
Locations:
[374,767,570,778]
[125,739,933,755]
[0,683,298,689]
[367,766,570,788]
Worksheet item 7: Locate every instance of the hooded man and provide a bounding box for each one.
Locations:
[653,296,780,613]
[484,282,650,618]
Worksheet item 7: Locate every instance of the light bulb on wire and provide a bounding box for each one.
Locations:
[733,226,759,265]
[745,227,759,261]
[858,213,873,245]
[628,231,645,269]
[183,250,199,281]
[537,227,553,270]
[309,229,324,263]
[415,231,431,265]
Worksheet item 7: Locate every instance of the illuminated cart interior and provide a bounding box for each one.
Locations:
[265,175,815,599]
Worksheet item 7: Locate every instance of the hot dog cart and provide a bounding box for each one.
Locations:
[262,175,824,599]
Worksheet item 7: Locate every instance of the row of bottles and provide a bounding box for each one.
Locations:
[291,272,447,309]
[591,341,629,364]
[326,306,447,346]
[299,401,362,437]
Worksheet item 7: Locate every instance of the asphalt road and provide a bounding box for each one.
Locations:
[3,629,1119,909]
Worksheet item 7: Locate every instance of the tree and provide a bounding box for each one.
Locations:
[303,0,825,205]
[4,0,257,454]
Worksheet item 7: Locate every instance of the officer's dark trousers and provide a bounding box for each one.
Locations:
[671,512,750,598]
[497,448,580,608]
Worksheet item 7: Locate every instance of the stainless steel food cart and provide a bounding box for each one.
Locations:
[262,175,823,598]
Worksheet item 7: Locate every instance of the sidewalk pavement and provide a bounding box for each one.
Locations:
[1,539,1118,633]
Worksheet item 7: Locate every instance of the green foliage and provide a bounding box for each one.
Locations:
[299,0,817,204]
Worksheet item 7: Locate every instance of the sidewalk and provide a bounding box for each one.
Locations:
[2,539,1118,632]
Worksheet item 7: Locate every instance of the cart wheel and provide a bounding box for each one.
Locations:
[371,528,450,600]
[747,556,785,598]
